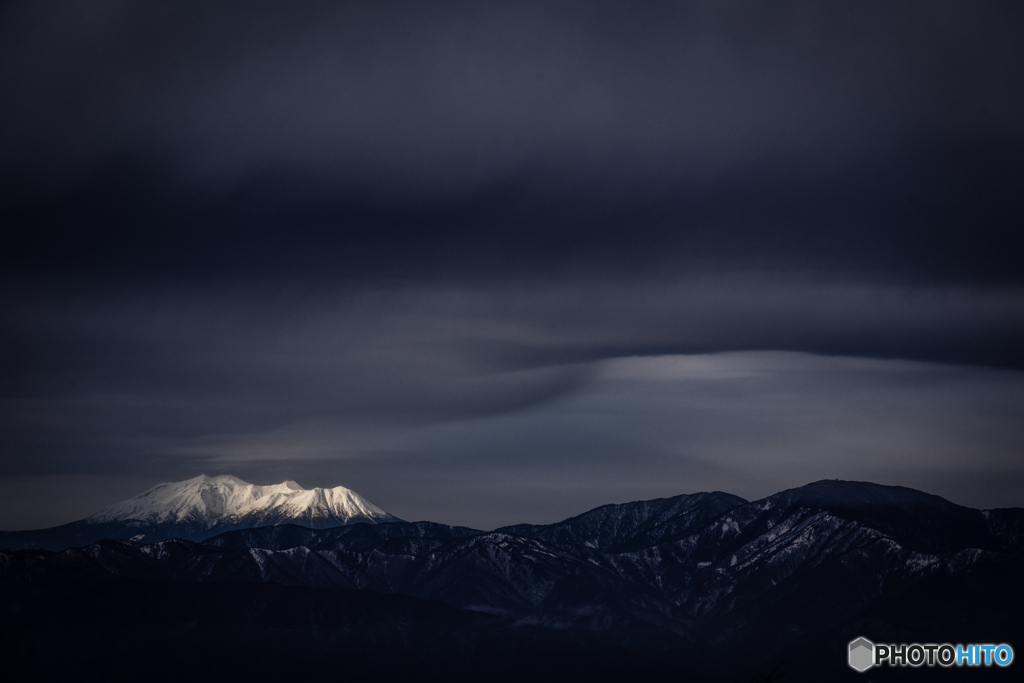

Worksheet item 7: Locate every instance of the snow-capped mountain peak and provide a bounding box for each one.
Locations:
[86,474,398,528]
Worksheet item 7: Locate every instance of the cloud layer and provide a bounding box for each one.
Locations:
[1,1,1022,527]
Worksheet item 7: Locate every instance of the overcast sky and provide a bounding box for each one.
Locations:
[2,1,1022,530]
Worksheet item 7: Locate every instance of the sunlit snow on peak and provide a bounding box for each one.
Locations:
[86,474,395,527]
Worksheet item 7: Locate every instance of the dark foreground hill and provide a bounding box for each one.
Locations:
[2,480,1021,682]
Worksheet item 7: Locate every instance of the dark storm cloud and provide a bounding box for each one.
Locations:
[2,2,1022,527]
[5,139,1022,286]
[5,1,1021,175]
[3,0,1022,284]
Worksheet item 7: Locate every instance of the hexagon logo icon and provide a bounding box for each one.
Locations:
[849,637,875,672]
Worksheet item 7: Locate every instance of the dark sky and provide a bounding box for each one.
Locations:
[2,1,1022,530]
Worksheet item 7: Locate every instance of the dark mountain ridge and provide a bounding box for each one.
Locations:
[2,480,1021,682]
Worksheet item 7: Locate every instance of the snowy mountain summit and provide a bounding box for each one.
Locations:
[0,474,400,550]
[88,474,396,529]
